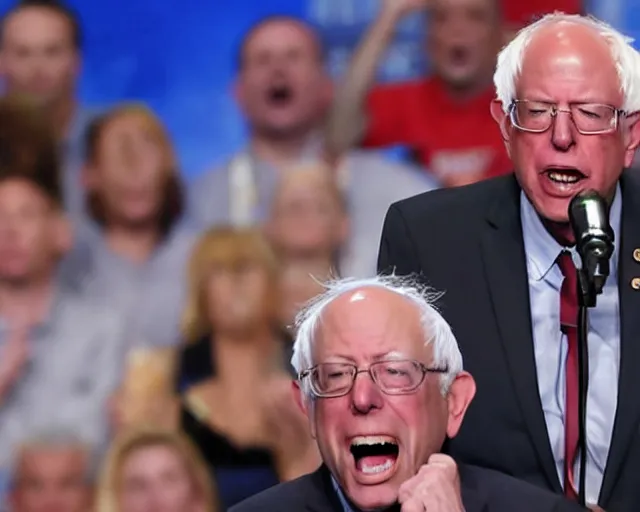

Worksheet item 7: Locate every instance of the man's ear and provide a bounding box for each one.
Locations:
[445,372,476,439]
[292,380,316,439]
[490,99,510,140]
[623,112,640,168]
[490,99,513,157]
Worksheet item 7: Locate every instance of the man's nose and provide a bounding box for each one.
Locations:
[551,110,576,151]
[350,371,383,414]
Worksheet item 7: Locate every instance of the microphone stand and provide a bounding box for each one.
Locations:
[575,254,608,507]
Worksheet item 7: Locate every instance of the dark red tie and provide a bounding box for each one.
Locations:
[557,251,579,500]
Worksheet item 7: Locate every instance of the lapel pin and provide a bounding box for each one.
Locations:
[632,278,640,290]
[634,248,640,263]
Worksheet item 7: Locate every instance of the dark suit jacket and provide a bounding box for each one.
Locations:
[377,169,640,512]
[229,464,586,511]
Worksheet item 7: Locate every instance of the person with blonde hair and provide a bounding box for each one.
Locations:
[176,226,319,509]
[95,427,217,512]
[62,102,198,349]
[265,163,348,328]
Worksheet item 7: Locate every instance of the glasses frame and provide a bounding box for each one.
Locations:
[298,359,449,398]
[508,99,627,135]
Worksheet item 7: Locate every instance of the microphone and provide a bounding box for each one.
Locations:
[568,189,614,297]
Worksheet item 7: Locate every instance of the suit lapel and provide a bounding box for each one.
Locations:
[480,176,561,492]
[305,465,346,512]
[599,169,640,503]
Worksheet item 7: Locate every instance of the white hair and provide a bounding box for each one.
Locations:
[291,275,464,397]
[495,12,640,113]
[10,427,97,487]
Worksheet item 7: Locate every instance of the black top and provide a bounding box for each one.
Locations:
[176,331,295,392]
[181,403,280,510]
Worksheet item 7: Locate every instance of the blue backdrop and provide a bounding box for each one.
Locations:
[0,0,634,179]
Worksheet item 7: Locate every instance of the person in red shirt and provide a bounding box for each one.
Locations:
[325,0,509,187]
[502,0,582,39]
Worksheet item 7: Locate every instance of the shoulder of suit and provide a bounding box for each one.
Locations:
[459,464,576,509]
[228,472,317,511]
[389,174,515,222]
[624,166,640,188]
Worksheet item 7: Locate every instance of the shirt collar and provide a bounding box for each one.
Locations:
[520,183,622,281]
[0,282,66,339]
[246,131,324,168]
[331,475,357,512]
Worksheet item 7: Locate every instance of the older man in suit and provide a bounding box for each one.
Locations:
[230,276,585,512]
[378,12,640,512]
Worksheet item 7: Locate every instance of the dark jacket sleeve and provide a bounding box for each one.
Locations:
[377,203,423,276]
[551,497,590,511]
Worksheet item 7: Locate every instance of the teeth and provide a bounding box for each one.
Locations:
[548,171,580,184]
[361,459,394,474]
[351,435,397,446]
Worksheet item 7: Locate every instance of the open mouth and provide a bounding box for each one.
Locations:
[350,436,399,475]
[267,84,293,106]
[544,167,586,184]
[449,45,470,66]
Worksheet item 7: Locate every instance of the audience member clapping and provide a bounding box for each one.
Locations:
[110,347,180,434]
[177,227,318,509]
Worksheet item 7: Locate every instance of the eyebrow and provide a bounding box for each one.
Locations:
[372,351,408,361]
[521,95,616,105]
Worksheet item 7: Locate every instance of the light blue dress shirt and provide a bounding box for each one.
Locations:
[520,187,621,505]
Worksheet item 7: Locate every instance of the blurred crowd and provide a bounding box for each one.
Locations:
[0,0,587,510]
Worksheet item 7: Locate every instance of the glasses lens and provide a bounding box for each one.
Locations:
[571,104,616,133]
[514,101,552,131]
[312,363,354,396]
[371,360,423,393]
[514,101,616,133]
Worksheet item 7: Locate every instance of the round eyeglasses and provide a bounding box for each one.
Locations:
[298,359,449,398]
[509,100,626,135]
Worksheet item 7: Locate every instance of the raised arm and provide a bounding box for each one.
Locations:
[324,0,430,161]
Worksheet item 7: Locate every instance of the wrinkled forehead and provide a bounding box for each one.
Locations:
[518,22,622,102]
[312,287,430,362]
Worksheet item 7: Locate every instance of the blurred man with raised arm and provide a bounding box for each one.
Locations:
[230,276,586,512]
[326,0,510,187]
[378,13,640,511]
